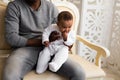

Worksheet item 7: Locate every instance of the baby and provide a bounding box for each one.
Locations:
[36,11,76,73]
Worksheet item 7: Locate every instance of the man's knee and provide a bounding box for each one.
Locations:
[3,55,26,80]
[71,65,86,80]
[3,64,22,80]
[66,60,86,80]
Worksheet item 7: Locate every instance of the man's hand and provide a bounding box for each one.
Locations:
[26,39,42,47]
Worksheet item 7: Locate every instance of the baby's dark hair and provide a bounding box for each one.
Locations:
[57,11,73,22]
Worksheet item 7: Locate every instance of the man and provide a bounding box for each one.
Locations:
[3,0,86,80]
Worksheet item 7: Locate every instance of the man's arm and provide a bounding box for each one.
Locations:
[26,39,42,47]
[5,2,43,47]
[5,2,27,47]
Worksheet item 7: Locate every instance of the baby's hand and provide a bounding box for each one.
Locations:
[62,32,68,41]
[44,41,50,47]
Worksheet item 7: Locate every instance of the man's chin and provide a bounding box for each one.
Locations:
[25,0,37,5]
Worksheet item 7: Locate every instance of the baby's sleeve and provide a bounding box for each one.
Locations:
[42,25,52,44]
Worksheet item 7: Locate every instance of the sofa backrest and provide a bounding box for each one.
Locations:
[52,0,79,35]
[0,2,11,50]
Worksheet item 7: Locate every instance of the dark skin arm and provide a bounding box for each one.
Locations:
[26,31,60,47]
[26,31,73,50]
[26,39,42,47]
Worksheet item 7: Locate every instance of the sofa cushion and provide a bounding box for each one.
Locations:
[0,2,11,49]
[24,54,105,80]
[0,56,7,80]
[69,54,106,78]
[24,71,67,80]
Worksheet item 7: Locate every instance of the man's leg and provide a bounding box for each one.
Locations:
[56,58,86,80]
[3,47,43,80]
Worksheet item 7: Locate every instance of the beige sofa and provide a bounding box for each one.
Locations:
[0,1,110,80]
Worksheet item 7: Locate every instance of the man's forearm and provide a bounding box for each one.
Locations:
[26,39,42,47]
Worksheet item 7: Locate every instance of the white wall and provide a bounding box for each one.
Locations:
[106,0,120,76]
[77,0,114,65]
[76,0,120,76]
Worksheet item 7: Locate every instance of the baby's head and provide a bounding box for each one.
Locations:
[57,11,73,33]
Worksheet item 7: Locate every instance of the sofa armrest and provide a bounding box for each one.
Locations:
[0,50,12,80]
[0,1,7,7]
[76,35,110,67]
[0,50,12,58]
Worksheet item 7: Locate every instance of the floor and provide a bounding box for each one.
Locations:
[103,68,120,80]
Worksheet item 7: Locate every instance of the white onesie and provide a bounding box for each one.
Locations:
[36,24,76,73]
